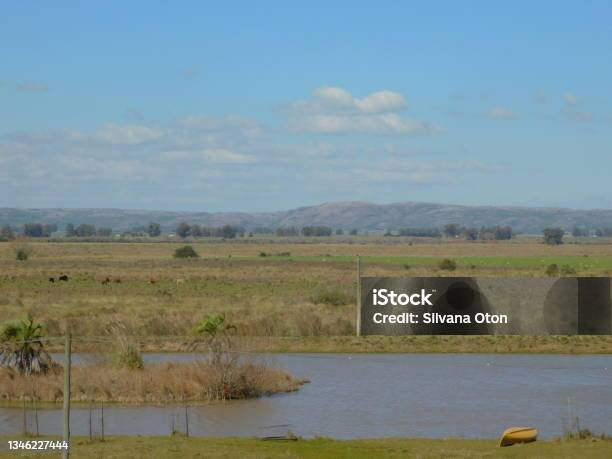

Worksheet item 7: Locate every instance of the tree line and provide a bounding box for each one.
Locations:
[2,221,612,244]
[389,224,514,240]
[174,223,242,239]
[275,226,334,236]
[571,226,612,237]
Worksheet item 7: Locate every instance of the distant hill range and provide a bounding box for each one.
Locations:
[2,201,612,234]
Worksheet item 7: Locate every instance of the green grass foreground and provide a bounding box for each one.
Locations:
[1,436,611,458]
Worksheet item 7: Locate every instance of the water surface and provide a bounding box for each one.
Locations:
[1,353,610,439]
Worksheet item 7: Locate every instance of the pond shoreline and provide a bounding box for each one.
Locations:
[40,335,612,354]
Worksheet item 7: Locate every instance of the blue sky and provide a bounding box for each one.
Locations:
[1,1,611,211]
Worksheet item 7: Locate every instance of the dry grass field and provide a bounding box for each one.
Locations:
[1,237,612,352]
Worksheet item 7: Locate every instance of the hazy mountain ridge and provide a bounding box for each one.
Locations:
[2,201,612,234]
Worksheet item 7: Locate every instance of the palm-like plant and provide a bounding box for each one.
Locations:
[0,316,52,375]
[193,314,237,366]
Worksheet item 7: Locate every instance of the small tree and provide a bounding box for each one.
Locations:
[462,228,478,241]
[194,314,236,366]
[0,224,14,240]
[23,223,43,238]
[42,224,57,237]
[220,224,236,239]
[75,224,96,237]
[174,245,199,258]
[543,227,564,245]
[176,222,191,238]
[65,223,76,237]
[96,227,113,237]
[572,226,588,237]
[443,224,461,238]
[0,316,52,375]
[147,222,161,237]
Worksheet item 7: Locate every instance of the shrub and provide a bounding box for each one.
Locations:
[15,248,30,261]
[107,323,143,370]
[560,265,577,276]
[174,245,199,258]
[546,263,559,276]
[112,343,144,370]
[311,289,354,306]
[438,258,457,271]
[543,227,564,245]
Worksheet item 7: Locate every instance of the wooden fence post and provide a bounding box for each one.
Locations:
[356,255,362,336]
[62,332,71,459]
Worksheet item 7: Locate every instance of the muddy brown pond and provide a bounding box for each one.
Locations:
[1,353,611,439]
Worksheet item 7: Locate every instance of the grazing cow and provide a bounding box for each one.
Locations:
[58,275,69,281]
[101,277,110,285]
[48,277,55,283]
[175,278,185,287]
[113,278,121,284]
[148,279,156,284]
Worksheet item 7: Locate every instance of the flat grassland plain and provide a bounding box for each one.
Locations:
[1,436,611,459]
[1,236,612,353]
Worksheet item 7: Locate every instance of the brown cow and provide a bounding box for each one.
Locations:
[58,275,69,281]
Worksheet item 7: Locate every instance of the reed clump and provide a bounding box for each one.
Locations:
[0,358,306,404]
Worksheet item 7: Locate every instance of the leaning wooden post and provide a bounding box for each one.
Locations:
[356,255,362,336]
[62,332,71,459]
[22,398,26,435]
[185,405,189,437]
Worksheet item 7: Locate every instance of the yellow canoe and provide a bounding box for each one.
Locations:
[499,427,538,447]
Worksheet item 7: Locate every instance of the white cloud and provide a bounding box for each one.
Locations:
[161,148,257,164]
[0,110,505,209]
[312,87,407,113]
[200,148,257,164]
[93,123,164,145]
[316,158,505,185]
[285,86,435,135]
[0,115,263,188]
[488,106,517,120]
[290,113,435,135]
[560,92,595,122]
[564,92,578,106]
